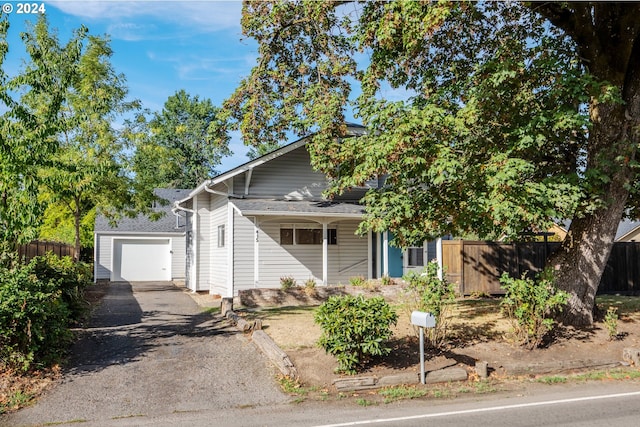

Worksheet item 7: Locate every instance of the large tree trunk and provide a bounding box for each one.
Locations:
[549,84,639,326]
[538,3,640,326]
[548,181,628,326]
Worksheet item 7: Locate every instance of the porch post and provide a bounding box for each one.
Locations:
[383,231,389,277]
[226,203,234,297]
[436,237,443,280]
[322,223,328,285]
[376,232,382,278]
[367,231,373,280]
[254,218,259,287]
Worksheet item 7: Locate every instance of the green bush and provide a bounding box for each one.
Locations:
[280,276,297,290]
[314,295,398,374]
[401,261,455,348]
[0,254,91,371]
[500,270,569,349]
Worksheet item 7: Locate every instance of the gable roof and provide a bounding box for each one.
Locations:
[95,188,192,233]
[176,123,367,206]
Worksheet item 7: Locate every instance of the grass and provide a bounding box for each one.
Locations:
[536,368,640,385]
[277,375,320,399]
[378,385,428,403]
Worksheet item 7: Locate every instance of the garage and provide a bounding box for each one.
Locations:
[112,238,172,282]
[94,189,190,283]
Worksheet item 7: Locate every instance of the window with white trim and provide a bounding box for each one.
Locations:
[217,225,225,247]
[407,247,424,267]
[280,225,337,245]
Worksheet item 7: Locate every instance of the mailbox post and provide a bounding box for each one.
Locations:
[410,311,436,384]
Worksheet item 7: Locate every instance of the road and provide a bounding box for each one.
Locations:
[85,381,640,426]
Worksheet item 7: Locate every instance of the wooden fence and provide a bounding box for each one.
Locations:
[443,240,640,295]
[17,240,76,262]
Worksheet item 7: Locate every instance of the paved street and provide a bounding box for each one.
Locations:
[0,282,289,427]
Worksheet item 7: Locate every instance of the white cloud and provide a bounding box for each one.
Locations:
[49,1,243,34]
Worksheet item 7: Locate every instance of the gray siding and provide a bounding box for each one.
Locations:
[245,146,328,200]
[95,234,111,280]
[209,195,228,295]
[232,145,375,202]
[195,193,211,291]
[232,211,256,293]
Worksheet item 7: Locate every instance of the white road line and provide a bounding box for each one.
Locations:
[314,390,640,427]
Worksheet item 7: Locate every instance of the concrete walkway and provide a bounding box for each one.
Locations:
[1,282,288,427]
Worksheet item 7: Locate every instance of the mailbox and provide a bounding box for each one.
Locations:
[411,311,436,328]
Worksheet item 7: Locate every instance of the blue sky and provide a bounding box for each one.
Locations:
[2,0,263,172]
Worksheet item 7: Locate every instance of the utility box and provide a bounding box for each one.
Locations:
[411,311,436,328]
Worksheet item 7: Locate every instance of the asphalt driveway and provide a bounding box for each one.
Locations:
[1,282,288,426]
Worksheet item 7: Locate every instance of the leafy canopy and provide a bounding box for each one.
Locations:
[225,1,617,246]
[131,89,230,189]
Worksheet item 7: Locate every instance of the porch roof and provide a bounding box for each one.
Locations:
[230,199,365,219]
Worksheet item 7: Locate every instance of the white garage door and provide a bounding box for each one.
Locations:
[113,239,171,281]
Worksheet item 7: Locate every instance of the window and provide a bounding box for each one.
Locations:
[217,225,225,247]
[280,225,337,245]
[280,228,293,245]
[296,228,322,244]
[407,247,424,267]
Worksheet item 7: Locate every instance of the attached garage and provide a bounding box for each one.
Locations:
[94,189,191,283]
[112,238,172,282]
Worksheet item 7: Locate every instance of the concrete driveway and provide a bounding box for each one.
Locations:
[1,282,288,426]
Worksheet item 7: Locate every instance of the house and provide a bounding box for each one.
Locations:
[173,124,438,297]
[94,188,191,282]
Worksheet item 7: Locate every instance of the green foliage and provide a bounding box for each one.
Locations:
[349,275,366,286]
[130,89,231,189]
[500,270,569,349]
[0,16,85,245]
[604,306,619,341]
[378,385,428,403]
[280,276,297,290]
[314,295,398,374]
[0,255,90,371]
[401,261,455,348]
[380,275,395,286]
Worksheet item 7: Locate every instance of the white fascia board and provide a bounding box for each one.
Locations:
[233,209,363,219]
[178,138,312,205]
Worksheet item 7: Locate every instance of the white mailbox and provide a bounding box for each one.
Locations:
[411,311,436,328]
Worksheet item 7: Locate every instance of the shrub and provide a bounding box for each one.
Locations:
[0,255,91,371]
[314,295,398,374]
[500,269,569,349]
[280,276,297,290]
[349,275,366,286]
[380,275,395,286]
[303,278,317,296]
[604,306,619,340]
[401,261,455,348]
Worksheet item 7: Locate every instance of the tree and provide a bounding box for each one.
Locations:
[0,16,83,249]
[21,17,143,260]
[225,1,640,326]
[131,89,230,189]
